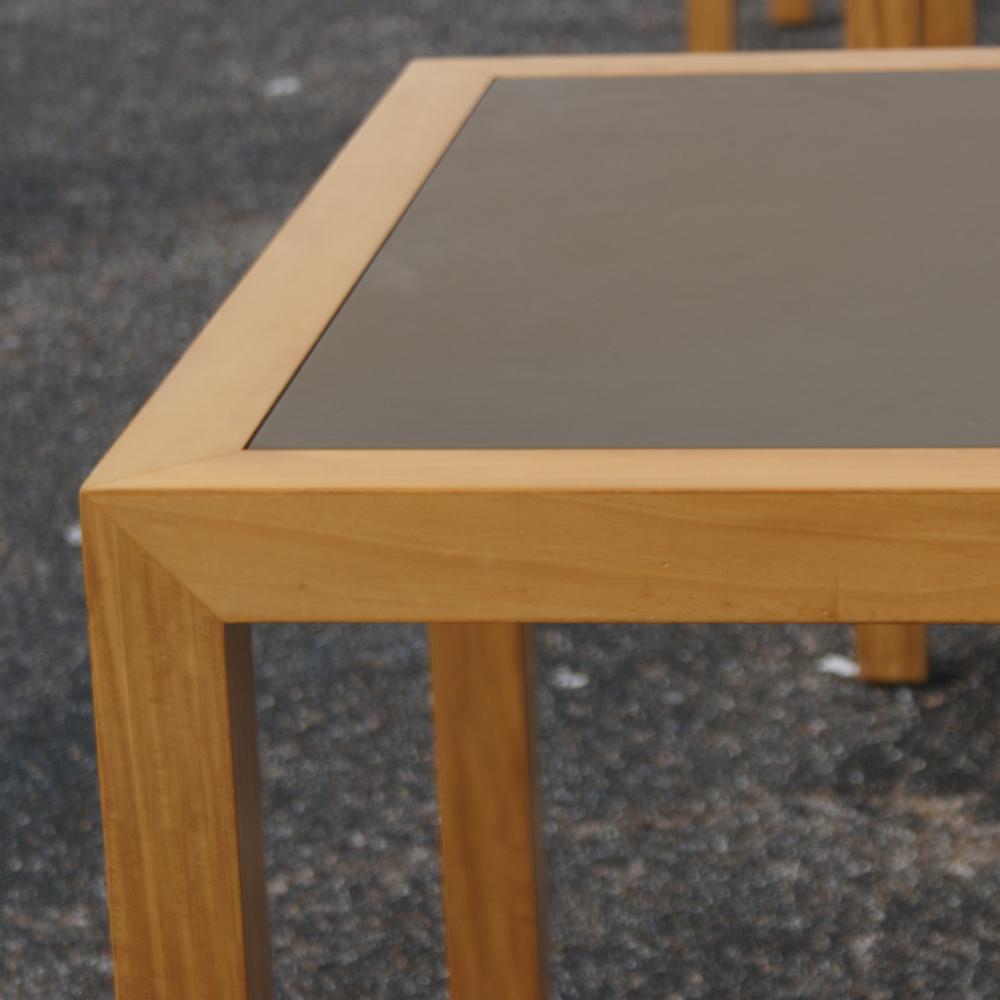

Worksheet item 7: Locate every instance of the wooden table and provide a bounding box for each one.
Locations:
[82,47,1000,1000]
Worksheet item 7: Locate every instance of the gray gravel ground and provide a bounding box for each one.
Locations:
[6,1,1000,997]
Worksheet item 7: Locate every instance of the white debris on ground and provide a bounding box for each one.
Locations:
[551,665,589,690]
[262,75,302,98]
[62,523,82,547]
[817,653,860,679]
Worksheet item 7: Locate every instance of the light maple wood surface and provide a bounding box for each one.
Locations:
[923,0,976,46]
[686,0,736,51]
[855,624,929,684]
[91,447,1000,494]
[81,50,1000,998]
[85,49,1000,501]
[770,0,814,25]
[93,485,1000,625]
[82,499,271,999]
[844,0,976,47]
[437,48,1000,74]
[428,623,548,1000]
[844,0,923,46]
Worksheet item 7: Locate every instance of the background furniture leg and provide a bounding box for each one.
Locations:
[855,623,928,685]
[923,0,975,45]
[83,502,272,999]
[842,0,927,689]
[844,0,922,46]
[686,0,737,51]
[843,0,945,690]
[428,623,549,1000]
[769,0,814,26]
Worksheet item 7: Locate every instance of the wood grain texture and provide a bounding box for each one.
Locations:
[80,51,1000,998]
[428,624,548,1000]
[438,48,1000,75]
[84,48,1000,492]
[923,0,975,46]
[78,51,1000,999]
[82,498,271,999]
[845,0,922,47]
[90,487,1000,624]
[91,447,1000,495]
[856,623,928,684]
[686,0,737,51]
[769,0,814,25]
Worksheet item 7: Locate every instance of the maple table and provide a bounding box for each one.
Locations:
[82,48,1000,999]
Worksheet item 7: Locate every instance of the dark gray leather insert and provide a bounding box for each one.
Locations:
[252,71,1000,449]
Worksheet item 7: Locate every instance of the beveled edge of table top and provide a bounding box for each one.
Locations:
[84,47,1000,500]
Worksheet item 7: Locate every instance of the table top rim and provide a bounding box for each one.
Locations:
[85,46,1000,495]
[85,448,1000,498]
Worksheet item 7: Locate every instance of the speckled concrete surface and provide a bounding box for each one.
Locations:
[5,2,1000,997]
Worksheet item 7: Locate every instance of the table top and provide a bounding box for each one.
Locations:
[85,52,1000,626]
[253,69,1000,450]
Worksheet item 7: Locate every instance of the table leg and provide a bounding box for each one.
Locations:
[854,623,928,685]
[923,0,975,46]
[769,0,813,26]
[686,0,737,52]
[842,0,953,688]
[83,503,271,999]
[428,623,549,1000]
[844,0,921,46]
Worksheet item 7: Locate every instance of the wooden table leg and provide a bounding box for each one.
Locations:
[769,0,813,26]
[686,0,737,52]
[855,623,928,685]
[842,0,950,689]
[428,623,549,1000]
[923,0,975,46]
[844,0,922,46]
[83,502,272,999]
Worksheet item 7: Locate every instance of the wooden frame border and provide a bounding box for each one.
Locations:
[83,48,1000,625]
[85,48,1000,487]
